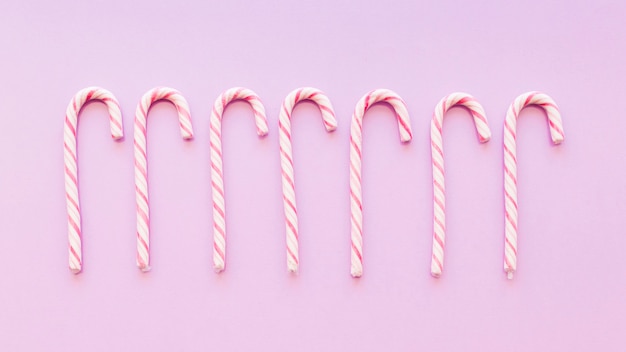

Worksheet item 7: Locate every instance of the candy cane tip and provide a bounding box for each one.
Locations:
[214,264,225,273]
[137,263,151,272]
[553,136,564,145]
[401,135,412,143]
[430,271,442,279]
[70,267,81,274]
[287,262,298,273]
[506,271,514,280]
[351,269,363,278]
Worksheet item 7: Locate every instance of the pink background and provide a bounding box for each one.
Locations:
[1,0,625,350]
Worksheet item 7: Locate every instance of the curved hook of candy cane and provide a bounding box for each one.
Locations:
[503,91,564,280]
[430,92,491,278]
[279,87,337,273]
[349,89,413,277]
[64,86,123,274]
[210,87,268,272]
[134,87,194,272]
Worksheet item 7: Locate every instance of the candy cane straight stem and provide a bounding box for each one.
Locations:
[134,87,193,272]
[349,89,413,277]
[210,87,268,272]
[503,91,564,279]
[430,93,491,278]
[279,87,337,273]
[64,87,123,274]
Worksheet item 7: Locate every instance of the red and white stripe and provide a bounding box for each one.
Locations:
[349,89,413,277]
[503,91,564,279]
[64,87,123,274]
[210,87,269,272]
[135,87,194,272]
[430,92,491,278]
[279,87,337,273]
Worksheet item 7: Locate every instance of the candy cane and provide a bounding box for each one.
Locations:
[135,87,193,272]
[503,91,564,279]
[430,92,491,278]
[279,87,337,273]
[350,89,413,277]
[210,87,269,272]
[64,87,123,274]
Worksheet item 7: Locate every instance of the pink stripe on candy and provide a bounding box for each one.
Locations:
[64,87,123,274]
[278,87,337,273]
[429,92,491,278]
[134,87,193,272]
[210,87,268,272]
[349,89,412,277]
[503,91,564,279]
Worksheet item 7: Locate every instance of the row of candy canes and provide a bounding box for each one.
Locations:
[64,87,564,279]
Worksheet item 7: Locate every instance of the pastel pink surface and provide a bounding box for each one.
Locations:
[0,1,624,351]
